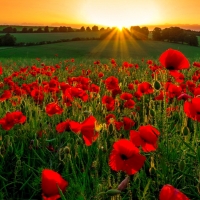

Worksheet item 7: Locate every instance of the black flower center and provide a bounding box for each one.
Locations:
[120,154,128,160]
[196,111,200,115]
[167,66,175,70]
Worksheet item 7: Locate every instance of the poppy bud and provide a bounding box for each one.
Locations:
[106,189,121,196]
[150,109,155,117]
[117,176,130,191]
[182,126,190,135]
[63,146,70,154]
[154,80,161,90]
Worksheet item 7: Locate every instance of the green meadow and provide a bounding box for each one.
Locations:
[0,39,200,60]
[0,32,104,43]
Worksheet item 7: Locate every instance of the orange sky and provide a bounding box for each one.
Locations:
[1,0,200,28]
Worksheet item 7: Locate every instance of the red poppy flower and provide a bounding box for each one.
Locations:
[69,120,82,134]
[0,111,26,131]
[123,117,135,130]
[130,125,160,152]
[154,90,168,101]
[109,139,146,175]
[159,184,190,200]
[0,90,12,102]
[124,99,135,109]
[98,72,104,78]
[80,116,99,146]
[184,97,200,122]
[127,83,134,90]
[111,87,122,98]
[0,66,3,75]
[94,60,100,65]
[105,114,116,125]
[194,87,200,97]
[70,87,88,102]
[169,70,185,83]
[48,79,60,93]
[193,62,200,68]
[186,81,196,93]
[102,95,115,111]
[31,88,44,104]
[137,82,153,95]
[166,83,182,99]
[42,169,68,200]
[120,92,133,100]
[114,121,124,131]
[159,49,190,71]
[192,75,199,82]
[89,84,100,93]
[56,119,71,133]
[111,58,116,65]
[45,102,63,117]
[105,76,119,90]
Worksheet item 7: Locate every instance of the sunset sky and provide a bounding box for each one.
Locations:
[1,0,200,29]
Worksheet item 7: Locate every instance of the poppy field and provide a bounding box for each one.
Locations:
[0,49,200,200]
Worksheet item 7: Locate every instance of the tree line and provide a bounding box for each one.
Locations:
[0,25,106,33]
[152,27,199,46]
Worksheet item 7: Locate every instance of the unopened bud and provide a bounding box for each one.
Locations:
[117,176,130,191]
[106,189,121,196]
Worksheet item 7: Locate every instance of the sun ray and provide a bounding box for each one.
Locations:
[88,28,119,58]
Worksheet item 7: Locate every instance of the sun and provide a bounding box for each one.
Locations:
[83,1,161,29]
[117,25,123,31]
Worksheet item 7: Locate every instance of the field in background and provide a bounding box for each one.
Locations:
[0,32,105,43]
[0,39,200,60]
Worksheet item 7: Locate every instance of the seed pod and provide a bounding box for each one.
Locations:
[117,176,130,191]
[106,189,121,196]
[153,80,161,90]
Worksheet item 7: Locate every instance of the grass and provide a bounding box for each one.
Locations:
[0,39,200,60]
[0,54,200,199]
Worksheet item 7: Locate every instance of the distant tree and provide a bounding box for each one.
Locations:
[67,27,74,32]
[3,26,14,33]
[187,34,198,46]
[161,28,170,41]
[36,27,43,33]
[51,27,58,32]
[13,28,17,33]
[140,27,149,39]
[28,28,33,33]
[152,27,162,40]
[0,33,16,46]
[168,27,183,42]
[44,26,49,33]
[59,26,67,32]
[22,27,28,33]
[92,25,99,31]
[80,26,85,31]
[130,26,149,40]
[100,27,105,31]
[86,27,91,31]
